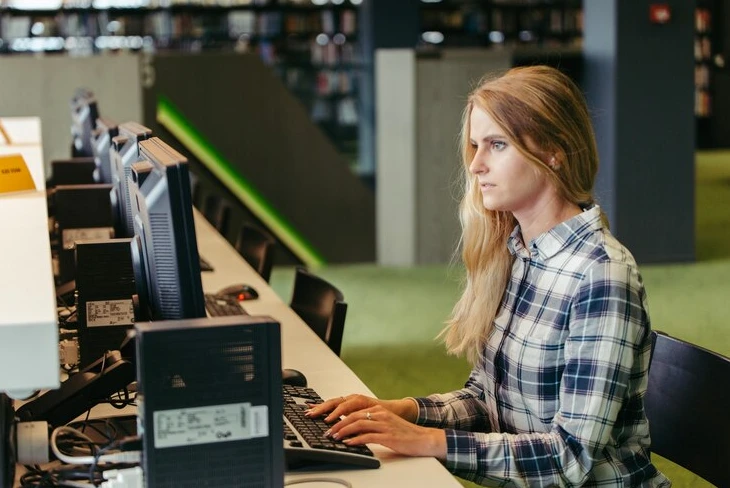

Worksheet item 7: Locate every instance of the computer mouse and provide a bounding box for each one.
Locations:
[282,368,307,387]
[216,283,259,302]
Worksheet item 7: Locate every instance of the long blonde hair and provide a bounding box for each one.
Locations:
[441,65,600,364]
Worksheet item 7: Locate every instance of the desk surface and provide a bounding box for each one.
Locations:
[194,212,461,488]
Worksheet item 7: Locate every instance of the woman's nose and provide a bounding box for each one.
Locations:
[469,153,486,174]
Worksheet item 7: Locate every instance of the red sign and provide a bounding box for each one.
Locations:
[649,4,672,24]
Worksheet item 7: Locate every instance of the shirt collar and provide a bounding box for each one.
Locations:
[507,205,604,261]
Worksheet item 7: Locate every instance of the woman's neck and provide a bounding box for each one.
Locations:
[515,198,582,246]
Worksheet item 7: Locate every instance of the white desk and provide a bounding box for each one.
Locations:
[194,212,462,488]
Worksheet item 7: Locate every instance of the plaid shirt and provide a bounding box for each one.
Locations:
[414,206,670,487]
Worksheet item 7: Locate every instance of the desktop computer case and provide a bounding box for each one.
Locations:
[0,394,15,488]
[135,316,284,488]
[75,238,138,368]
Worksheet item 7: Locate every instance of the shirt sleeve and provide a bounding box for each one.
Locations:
[435,260,652,487]
[411,362,492,433]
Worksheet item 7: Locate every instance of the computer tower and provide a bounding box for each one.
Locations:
[75,238,137,368]
[50,157,97,187]
[53,184,114,284]
[0,394,15,488]
[135,316,284,488]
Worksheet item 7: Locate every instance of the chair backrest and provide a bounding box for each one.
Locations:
[290,267,347,356]
[203,194,232,236]
[646,331,730,487]
[235,223,275,283]
[190,176,203,209]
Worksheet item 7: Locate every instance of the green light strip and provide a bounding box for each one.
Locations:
[157,96,325,267]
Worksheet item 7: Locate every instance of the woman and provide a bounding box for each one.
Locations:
[306,66,670,487]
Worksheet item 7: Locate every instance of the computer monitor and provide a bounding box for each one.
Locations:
[70,88,99,158]
[15,135,206,422]
[110,122,152,238]
[91,117,119,184]
[130,137,206,321]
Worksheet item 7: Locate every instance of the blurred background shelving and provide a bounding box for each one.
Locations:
[1,0,728,171]
[0,0,364,165]
[418,0,583,49]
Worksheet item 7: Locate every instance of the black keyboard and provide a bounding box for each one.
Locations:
[283,384,380,470]
[204,294,249,317]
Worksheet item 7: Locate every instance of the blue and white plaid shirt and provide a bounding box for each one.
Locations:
[414,206,670,487]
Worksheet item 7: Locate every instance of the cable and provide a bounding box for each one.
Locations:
[285,478,353,488]
[50,426,140,465]
[20,463,103,488]
[68,418,119,446]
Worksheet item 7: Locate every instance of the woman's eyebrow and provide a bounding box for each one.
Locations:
[470,134,506,143]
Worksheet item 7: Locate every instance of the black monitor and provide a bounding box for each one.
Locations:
[130,137,206,321]
[70,88,99,158]
[91,117,119,184]
[15,137,206,426]
[110,122,152,238]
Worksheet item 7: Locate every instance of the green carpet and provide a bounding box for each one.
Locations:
[269,151,730,487]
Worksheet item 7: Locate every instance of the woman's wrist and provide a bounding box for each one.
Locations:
[381,397,419,422]
[427,427,447,461]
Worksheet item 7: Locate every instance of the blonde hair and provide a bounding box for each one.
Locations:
[440,65,600,364]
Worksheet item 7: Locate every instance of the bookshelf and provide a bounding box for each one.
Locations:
[695,4,712,119]
[0,0,363,163]
[418,0,583,49]
[694,0,730,149]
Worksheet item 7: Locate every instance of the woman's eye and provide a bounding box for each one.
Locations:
[491,141,507,151]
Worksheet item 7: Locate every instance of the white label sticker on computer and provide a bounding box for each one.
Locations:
[86,299,135,327]
[249,405,269,438]
[153,402,268,449]
[62,227,114,250]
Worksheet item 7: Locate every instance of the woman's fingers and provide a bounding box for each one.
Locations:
[331,413,384,440]
[305,394,377,423]
[304,396,345,418]
[326,406,384,438]
[326,409,447,459]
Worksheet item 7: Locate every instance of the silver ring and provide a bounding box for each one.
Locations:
[365,411,372,421]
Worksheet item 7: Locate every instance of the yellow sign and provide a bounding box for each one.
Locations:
[0,154,36,193]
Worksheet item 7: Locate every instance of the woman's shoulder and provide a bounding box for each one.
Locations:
[592,227,640,269]
[560,226,642,289]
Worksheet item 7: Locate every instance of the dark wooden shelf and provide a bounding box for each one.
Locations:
[0,4,358,15]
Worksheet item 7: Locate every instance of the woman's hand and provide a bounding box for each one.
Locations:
[305,394,419,424]
[326,405,446,460]
[305,393,382,424]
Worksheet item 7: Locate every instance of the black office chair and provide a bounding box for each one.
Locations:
[203,194,231,237]
[290,267,348,356]
[646,331,730,487]
[190,177,203,210]
[234,223,276,283]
